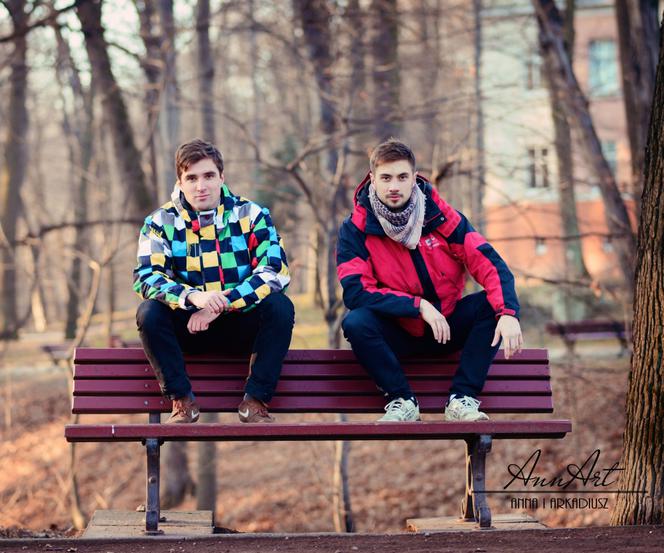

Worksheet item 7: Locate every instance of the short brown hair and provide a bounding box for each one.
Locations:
[369,138,416,173]
[175,139,224,180]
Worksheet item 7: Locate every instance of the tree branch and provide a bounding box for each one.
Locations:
[0,0,83,43]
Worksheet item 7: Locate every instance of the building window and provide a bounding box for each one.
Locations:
[588,39,619,97]
[535,238,548,256]
[527,147,549,188]
[526,55,543,90]
[601,140,617,175]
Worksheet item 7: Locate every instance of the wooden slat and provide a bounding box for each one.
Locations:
[74,347,549,364]
[65,419,571,442]
[72,394,554,414]
[73,378,553,396]
[74,362,552,380]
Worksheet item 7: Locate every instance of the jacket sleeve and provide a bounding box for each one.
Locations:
[336,219,421,317]
[224,206,290,311]
[132,215,196,310]
[445,210,520,319]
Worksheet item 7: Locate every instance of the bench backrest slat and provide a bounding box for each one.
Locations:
[71,348,554,415]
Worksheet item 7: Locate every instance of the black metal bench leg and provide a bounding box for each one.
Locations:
[464,435,493,529]
[145,438,163,535]
[461,439,475,521]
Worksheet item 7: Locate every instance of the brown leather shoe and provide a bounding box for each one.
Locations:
[166,395,200,424]
[238,396,275,423]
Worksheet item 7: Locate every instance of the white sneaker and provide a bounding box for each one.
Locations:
[378,398,421,422]
[444,395,489,421]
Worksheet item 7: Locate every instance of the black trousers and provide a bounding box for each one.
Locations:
[342,291,500,402]
[136,293,295,403]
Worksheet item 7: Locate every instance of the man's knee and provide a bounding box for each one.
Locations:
[342,308,379,340]
[473,292,496,320]
[136,299,171,333]
[258,293,295,325]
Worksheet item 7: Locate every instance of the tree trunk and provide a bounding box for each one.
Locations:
[294,0,353,531]
[615,0,660,212]
[532,0,636,292]
[195,0,218,514]
[472,0,486,234]
[135,0,163,203]
[197,0,216,142]
[611,18,664,525]
[539,0,591,321]
[76,0,152,216]
[371,0,400,141]
[294,0,339,175]
[161,441,195,509]
[52,22,94,340]
[0,0,28,340]
[159,0,180,198]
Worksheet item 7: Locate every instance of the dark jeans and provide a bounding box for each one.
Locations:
[136,293,295,403]
[342,292,500,401]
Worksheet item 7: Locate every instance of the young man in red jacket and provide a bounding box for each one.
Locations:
[336,139,523,422]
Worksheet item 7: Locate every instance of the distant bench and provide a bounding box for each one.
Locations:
[545,319,630,357]
[64,348,571,533]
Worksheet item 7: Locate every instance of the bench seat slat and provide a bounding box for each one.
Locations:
[72,394,554,414]
[73,379,553,396]
[65,420,571,442]
[73,363,552,380]
[74,348,549,364]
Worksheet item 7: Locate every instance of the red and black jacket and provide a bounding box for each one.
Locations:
[336,174,519,337]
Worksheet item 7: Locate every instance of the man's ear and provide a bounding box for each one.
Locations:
[369,172,374,186]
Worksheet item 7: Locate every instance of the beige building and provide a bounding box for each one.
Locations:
[481,0,641,289]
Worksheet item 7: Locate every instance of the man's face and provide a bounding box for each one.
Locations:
[178,158,223,211]
[370,159,416,210]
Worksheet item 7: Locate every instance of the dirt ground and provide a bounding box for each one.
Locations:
[0,336,634,537]
[1,526,663,553]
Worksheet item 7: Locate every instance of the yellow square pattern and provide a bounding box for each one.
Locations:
[202,251,219,268]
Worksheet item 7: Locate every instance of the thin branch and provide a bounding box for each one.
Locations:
[0,0,83,44]
[6,218,143,248]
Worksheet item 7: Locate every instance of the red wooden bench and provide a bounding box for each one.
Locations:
[65,348,571,533]
[545,319,630,356]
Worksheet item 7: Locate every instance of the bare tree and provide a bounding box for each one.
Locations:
[135,0,163,202]
[611,17,664,524]
[0,0,29,340]
[371,0,401,140]
[293,0,354,532]
[51,22,95,340]
[194,0,217,515]
[539,0,590,321]
[159,0,180,199]
[532,0,636,292]
[76,0,152,216]
[615,0,660,212]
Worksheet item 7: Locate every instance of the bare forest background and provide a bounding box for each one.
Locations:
[0,0,663,535]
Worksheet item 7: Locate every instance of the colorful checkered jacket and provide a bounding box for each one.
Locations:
[133,184,290,312]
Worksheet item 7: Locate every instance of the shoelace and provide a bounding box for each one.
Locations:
[384,398,406,413]
[453,396,481,410]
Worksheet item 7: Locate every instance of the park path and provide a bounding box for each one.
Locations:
[1,526,663,553]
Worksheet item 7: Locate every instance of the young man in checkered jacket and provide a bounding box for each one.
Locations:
[133,139,294,423]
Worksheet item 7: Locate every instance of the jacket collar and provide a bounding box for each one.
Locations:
[171,183,235,229]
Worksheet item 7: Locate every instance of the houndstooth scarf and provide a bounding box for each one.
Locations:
[368,184,425,250]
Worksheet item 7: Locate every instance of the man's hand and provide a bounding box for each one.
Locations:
[187,307,220,334]
[420,299,450,344]
[188,290,231,314]
[491,315,523,359]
